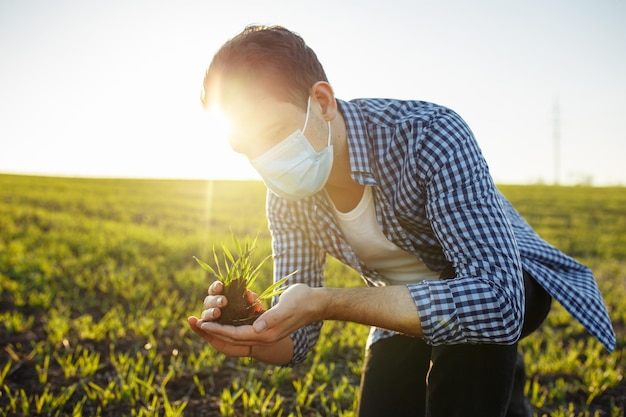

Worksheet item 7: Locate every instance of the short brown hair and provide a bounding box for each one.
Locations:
[201,25,328,109]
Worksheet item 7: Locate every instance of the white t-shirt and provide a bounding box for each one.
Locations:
[328,186,440,285]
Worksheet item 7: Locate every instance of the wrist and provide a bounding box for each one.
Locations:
[311,287,333,322]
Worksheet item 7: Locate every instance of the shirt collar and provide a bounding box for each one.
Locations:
[337,99,377,186]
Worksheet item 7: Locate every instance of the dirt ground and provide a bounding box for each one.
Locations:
[1,310,624,416]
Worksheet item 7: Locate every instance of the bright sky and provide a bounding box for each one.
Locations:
[1,0,625,185]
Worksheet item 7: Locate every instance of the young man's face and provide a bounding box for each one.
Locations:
[209,78,337,200]
[217,84,328,161]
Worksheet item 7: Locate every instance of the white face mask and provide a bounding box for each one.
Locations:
[251,97,333,201]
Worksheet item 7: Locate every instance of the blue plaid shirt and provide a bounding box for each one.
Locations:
[266,98,615,365]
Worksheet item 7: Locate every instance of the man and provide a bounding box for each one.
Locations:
[188,25,615,416]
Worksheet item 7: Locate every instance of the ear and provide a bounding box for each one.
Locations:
[310,81,337,122]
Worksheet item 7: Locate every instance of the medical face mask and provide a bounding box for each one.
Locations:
[250,97,333,201]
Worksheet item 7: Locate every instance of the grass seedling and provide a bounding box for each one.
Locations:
[54,345,102,379]
[194,235,293,326]
[193,375,206,396]
[160,369,189,416]
[0,360,12,386]
[35,353,51,385]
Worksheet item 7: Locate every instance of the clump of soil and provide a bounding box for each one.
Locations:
[218,277,263,326]
[194,236,291,327]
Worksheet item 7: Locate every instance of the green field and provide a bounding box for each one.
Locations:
[0,174,624,416]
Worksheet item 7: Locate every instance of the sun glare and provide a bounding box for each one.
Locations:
[198,105,260,180]
[207,106,231,142]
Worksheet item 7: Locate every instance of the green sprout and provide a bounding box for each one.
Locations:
[194,235,294,325]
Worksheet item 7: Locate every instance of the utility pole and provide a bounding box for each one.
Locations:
[553,97,560,185]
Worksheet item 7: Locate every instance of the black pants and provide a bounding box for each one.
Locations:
[357,269,552,417]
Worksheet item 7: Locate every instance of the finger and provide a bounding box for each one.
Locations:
[208,280,224,295]
[203,294,227,310]
[201,306,222,321]
[189,317,251,357]
[198,321,261,344]
[252,306,286,333]
[246,290,264,313]
[251,307,301,342]
[251,303,264,313]
[187,316,212,342]
[246,290,257,303]
[190,317,229,347]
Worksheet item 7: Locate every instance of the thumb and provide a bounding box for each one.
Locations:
[252,315,269,333]
[252,305,285,333]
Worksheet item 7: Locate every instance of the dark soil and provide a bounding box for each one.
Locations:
[218,277,263,326]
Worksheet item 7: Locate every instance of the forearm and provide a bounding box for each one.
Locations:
[314,285,423,337]
[194,284,423,366]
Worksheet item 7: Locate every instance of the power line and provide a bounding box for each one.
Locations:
[553,97,560,185]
